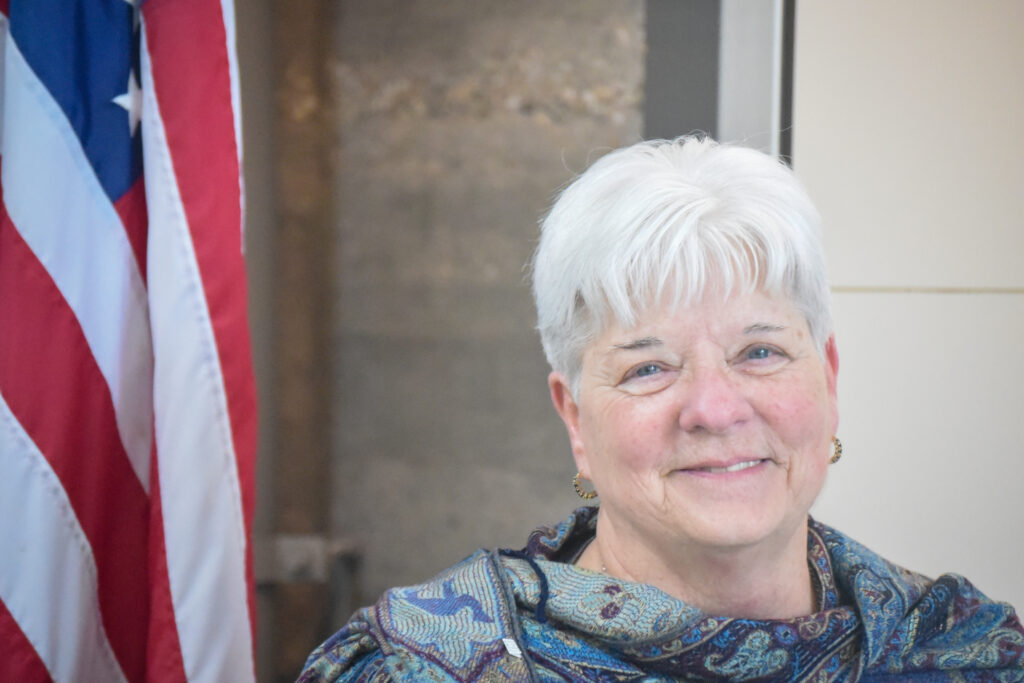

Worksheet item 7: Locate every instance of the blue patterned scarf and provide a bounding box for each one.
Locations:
[299,507,1024,681]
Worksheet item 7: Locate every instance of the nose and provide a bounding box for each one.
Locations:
[677,362,753,434]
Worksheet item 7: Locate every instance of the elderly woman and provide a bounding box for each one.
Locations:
[300,137,1024,681]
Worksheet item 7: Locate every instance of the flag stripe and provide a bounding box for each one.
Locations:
[144,0,256,483]
[139,15,256,680]
[1,32,152,490]
[217,0,245,226]
[0,205,148,683]
[145,443,189,683]
[0,394,127,683]
[114,177,150,284]
[0,596,53,683]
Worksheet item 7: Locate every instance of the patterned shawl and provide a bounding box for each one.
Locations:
[299,507,1024,681]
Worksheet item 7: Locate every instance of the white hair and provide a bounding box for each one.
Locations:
[530,136,832,394]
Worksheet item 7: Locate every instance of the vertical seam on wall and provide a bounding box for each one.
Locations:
[778,0,796,164]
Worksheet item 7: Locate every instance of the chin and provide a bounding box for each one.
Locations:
[673,506,808,552]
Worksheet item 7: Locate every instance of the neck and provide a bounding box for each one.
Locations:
[578,514,815,619]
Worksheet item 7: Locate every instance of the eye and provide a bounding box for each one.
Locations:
[738,344,790,369]
[617,360,676,395]
[621,361,672,384]
[746,346,776,361]
[630,362,663,379]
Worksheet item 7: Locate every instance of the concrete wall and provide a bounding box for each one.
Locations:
[329,0,644,602]
[796,1,1024,608]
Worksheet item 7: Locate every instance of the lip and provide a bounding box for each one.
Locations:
[678,457,770,477]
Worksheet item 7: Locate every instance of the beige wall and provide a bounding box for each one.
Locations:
[795,1,1024,607]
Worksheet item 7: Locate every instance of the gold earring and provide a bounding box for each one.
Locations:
[830,436,843,464]
[573,472,597,499]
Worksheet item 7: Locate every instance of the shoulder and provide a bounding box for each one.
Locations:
[298,550,533,682]
[811,520,934,601]
[869,572,1024,678]
[813,520,1024,676]
[297,607,389,682]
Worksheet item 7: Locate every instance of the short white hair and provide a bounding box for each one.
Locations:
[530,136,832,393]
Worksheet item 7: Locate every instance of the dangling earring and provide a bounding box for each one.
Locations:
[573,472,597,499]
[830,436,843,464]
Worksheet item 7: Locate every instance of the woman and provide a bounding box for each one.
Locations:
[300,137,1024,681]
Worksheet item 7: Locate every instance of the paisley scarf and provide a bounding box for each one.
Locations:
[299,507,1024,681]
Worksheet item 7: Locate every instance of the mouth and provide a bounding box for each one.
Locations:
[685,458,769,474]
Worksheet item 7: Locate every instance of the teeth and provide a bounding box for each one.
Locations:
[701,460,761,473]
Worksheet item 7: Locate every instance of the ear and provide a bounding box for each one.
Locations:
[548,371,591,476]
[824,334,840,432]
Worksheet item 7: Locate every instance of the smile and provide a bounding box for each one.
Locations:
[691,459,766,474]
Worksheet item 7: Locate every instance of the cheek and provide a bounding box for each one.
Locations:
[763,382,833,447]
[762,385,832,499]
[583,399,669,469]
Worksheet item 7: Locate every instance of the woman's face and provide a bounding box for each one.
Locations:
[550,289,839,555]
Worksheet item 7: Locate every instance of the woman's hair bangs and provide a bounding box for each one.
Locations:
[531,136,831,393]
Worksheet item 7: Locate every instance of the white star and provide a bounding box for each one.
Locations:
[112,68,142,137]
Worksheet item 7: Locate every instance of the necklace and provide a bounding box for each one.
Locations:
[584,537,610,575]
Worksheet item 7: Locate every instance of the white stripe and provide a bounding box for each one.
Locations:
[139,26,255,683]
[219,0,246,249]
[0,393,129,683]
[0,33,152,491]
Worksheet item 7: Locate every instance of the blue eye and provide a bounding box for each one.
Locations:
[746,346,775,360]
[633,363,662,378]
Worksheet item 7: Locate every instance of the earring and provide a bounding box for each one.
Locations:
[573,472,597,499]
[830,436,843,464]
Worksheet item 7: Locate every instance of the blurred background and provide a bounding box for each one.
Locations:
[235,1,1024,680]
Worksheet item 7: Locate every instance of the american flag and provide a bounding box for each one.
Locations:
[0,0,257,681]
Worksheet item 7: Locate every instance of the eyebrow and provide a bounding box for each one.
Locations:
[610,324,784,351]
[611,336,663,351]
[744,323,786,335]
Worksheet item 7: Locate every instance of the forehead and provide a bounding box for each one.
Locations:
[600,289,804,343]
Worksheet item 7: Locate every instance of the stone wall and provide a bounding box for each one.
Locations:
[329,0,644,603]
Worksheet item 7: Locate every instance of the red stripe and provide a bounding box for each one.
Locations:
[114,177,149,284]
[0,204,149,683]
[0,598,53,683]
[145,440,188,683]
[142,0,257,643]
